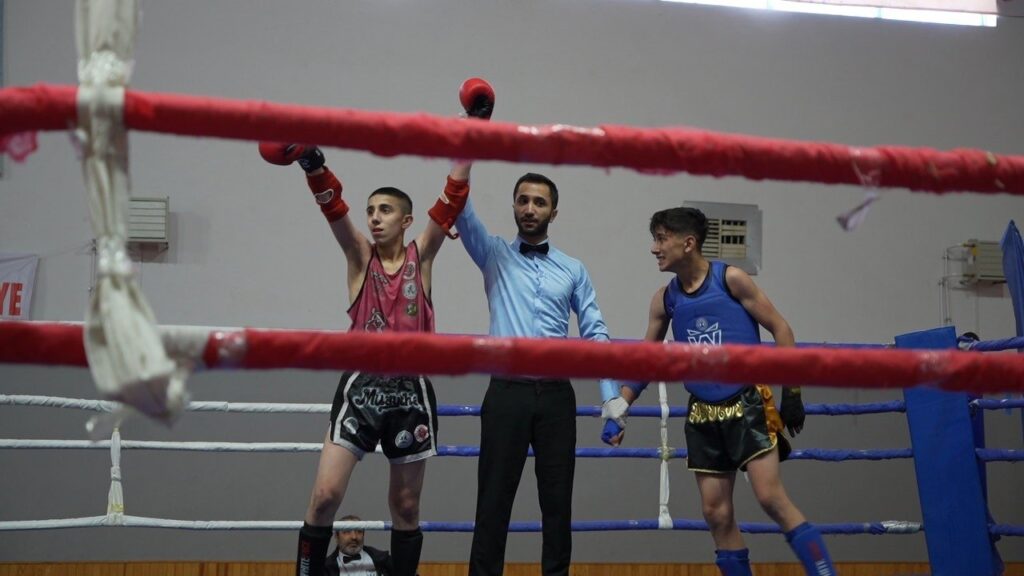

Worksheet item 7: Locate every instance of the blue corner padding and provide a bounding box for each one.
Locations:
[1000,220,1024,444]
[1002,221,1024,347]
[898,326,998,576]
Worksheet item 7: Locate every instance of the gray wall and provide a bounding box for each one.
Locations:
[1,0,1022,564]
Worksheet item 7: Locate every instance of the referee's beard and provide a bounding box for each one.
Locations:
[515,214,552,243]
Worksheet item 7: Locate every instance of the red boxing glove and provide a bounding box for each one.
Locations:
[306,168,349,222]
[459,77,495,120]
[259,142,308,165]
[258,142,326,173]
[428,176,470,238]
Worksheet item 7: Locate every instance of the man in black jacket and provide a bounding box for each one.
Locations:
[326,515,396,576]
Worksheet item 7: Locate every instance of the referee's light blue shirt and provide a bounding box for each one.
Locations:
[456,198,611,343]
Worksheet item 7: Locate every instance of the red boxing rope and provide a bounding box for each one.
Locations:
[0,84,1021,194]
[0,322,87,366]
[2,322,1022,395]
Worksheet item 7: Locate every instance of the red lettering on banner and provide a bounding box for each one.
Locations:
[1,282,25,316]
[10,283,23,316]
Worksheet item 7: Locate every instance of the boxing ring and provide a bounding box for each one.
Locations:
[1,323,1022,572]
[1,1,1023,574]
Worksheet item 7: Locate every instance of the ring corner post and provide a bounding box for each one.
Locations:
[897,325,998,576]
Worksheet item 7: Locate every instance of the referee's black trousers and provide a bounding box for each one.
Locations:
[468,377,577,576]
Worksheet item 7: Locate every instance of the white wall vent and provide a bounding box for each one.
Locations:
[683,201,762,274]
[961,240,1004,284]
[705,218,750,260]
[127,197,170,245]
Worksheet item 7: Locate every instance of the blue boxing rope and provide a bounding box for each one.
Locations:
[437,446,913,461]
[0,440,914,462]
[795,342,890,349]
[804,401,905,415]
[450,402,908,418]
[975,448,1024,462]
[972,398,1024,410]
[966,335,1024,352]
[575,405,688,418]
[415,520,924,535]
[791,449,912,461]
[992,525,1024,537]
[435,447,681,459]
[791,334,1024,352]
[459,402,907,418]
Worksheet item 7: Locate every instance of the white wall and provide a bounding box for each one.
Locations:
[1,0,1021,564]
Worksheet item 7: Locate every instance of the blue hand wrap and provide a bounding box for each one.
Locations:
[601,419,623,445]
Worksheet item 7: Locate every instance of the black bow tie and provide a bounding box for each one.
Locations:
[519,242,549,255]
[343,553,360,564]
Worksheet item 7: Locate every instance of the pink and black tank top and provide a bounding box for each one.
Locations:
[348,242,434,333]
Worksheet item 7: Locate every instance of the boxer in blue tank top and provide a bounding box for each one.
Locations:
[600,207,836,576]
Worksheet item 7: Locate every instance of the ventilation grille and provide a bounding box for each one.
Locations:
[704,218,748,260]
[962,240,1004,284]
[127,197,169,244]
[682,201,761,274]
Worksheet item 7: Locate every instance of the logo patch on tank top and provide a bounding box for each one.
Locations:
[364,308,387,332]
[686,317,722,345]
[371,270,391,294]
[403,280,417,299]
[402,261,417,280]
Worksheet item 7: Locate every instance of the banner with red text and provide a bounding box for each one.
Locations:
[0,253,39,320]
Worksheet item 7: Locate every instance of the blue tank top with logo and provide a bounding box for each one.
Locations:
[664,261,761,402]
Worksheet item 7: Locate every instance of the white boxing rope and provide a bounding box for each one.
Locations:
[0,403,934,535]
[120,518,301,530]
[0,439,324,452]
[0,394,121,412]
[657,381,673,529]
[75,0,186,424]
[0,516,386,532]
[119,518,389,531]
[179,401,329,414]
[0,516,113,531]
[0,420,383,533]
[0,394,330,414]
[6,387,682,529]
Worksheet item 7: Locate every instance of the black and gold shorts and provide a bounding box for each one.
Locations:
[684,385,790,473]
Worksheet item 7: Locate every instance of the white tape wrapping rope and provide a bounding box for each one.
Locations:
[657,381,673,530]
[76,0,186,425]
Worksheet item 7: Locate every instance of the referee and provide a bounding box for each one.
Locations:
[451,164,615,576]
